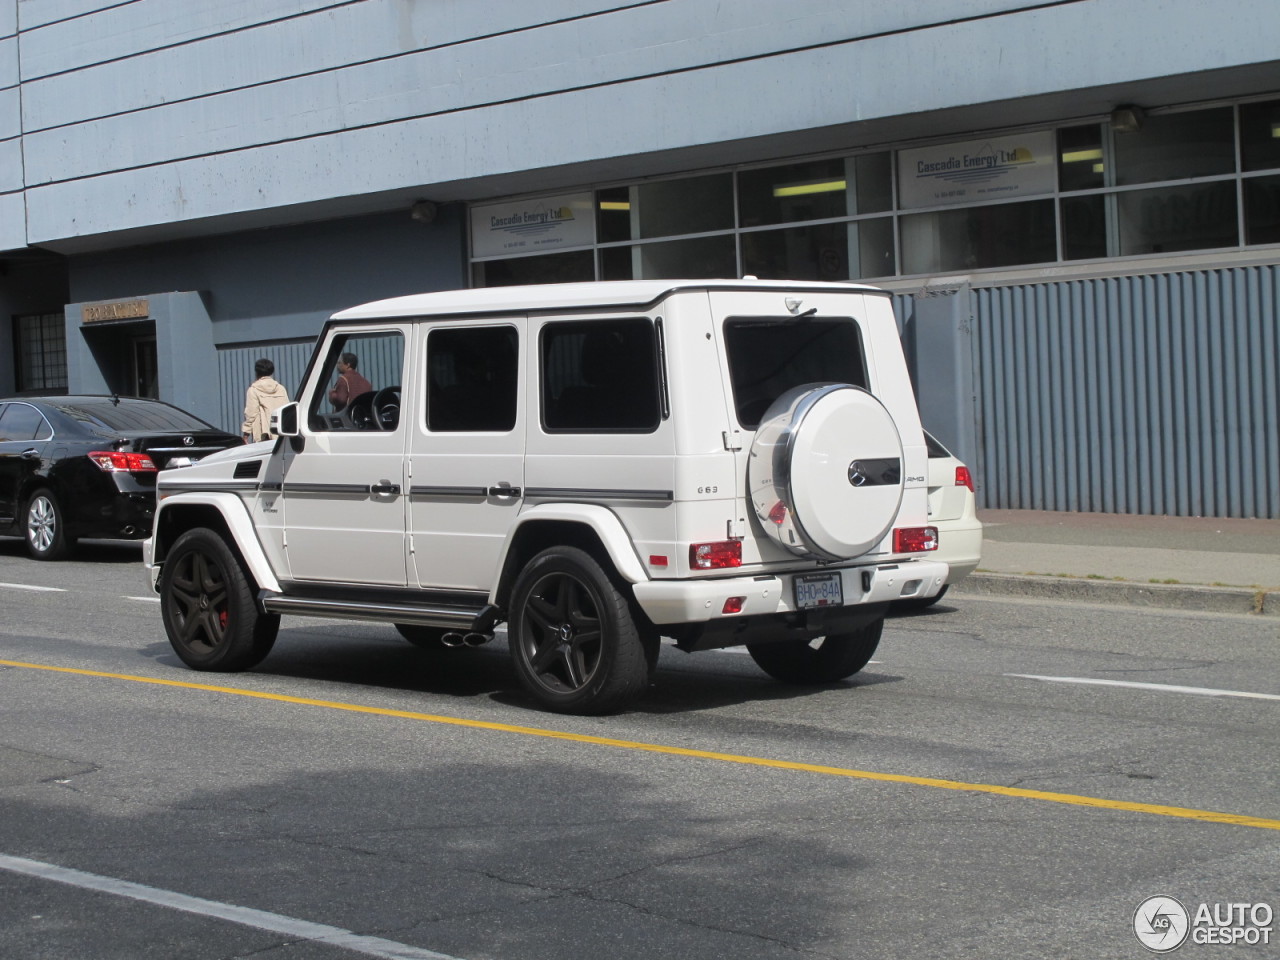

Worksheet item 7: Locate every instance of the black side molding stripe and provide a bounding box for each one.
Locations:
[524,487,673,502]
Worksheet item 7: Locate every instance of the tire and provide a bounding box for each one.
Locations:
[159,528,279,671]
[507,546,649,714]
[746,617,883,685]
[395,623,449,650]
[892,584,948,613]
[25,488,75,561]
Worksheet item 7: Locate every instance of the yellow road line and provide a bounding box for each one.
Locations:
[4,657,1279,832]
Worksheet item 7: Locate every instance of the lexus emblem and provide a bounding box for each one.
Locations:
[183,436,195,446]
[848,461,867,486]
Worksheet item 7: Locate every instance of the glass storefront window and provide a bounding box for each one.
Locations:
[471,250,594,287]
[595,173,733,243]
[738,153,891,228]
[1117,181,1238,255]
[901,200,1056,274]
[1061,194,1107,260]
[1244,175,1280,245]
[742,223,847,281]
[1240,99,1280,172]
[1113,107,1234,186]
[600,235,737,280]
[1058,125,1105,192]
[16,313,68,392]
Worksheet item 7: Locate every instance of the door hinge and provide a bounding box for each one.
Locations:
[727,518,747,539]
[722,430,743,451]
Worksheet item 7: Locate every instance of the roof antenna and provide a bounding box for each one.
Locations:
[111,393,120,405]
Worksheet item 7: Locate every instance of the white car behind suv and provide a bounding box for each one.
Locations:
[145,280,947,713]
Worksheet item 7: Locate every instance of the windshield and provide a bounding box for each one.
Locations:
[50,398,217,433]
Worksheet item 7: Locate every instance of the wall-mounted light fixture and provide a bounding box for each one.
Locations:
[1109,105,1145,134]
[410,199,438,223]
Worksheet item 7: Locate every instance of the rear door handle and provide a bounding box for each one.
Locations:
[20,448,40,460]
[369,482,401,496]
[487,485,522,498]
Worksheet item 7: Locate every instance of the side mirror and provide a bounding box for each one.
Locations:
[272,402,300,437]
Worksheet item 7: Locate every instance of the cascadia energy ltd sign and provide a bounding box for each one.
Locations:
[471,193,595,258]
[898,131,1055,209]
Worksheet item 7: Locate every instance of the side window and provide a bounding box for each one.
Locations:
[723,316,868,428]
[0,403,51,441]
[308,330,405,432]
[541,318,661,433]
[427,326,518,432]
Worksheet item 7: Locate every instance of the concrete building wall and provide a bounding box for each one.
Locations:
[10,0,1280,252]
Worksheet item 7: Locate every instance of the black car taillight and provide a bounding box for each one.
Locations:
[88,450,157,473]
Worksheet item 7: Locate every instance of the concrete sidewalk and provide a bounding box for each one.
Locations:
[950,509,1280,617]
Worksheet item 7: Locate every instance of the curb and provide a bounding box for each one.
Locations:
[953,572,1277,618]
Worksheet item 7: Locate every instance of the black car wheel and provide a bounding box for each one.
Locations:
[160,528,279,671]
[747,618,884,685]
[508,546,649,714]
[25,488,75,561]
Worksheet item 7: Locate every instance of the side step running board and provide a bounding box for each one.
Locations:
[261,594,492,631]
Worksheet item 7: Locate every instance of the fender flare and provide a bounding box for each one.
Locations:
[494,501,650,598]
[151,492,282,594]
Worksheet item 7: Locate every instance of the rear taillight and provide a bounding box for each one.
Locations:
[88,450,157,473]
[955,466,974,492]
[893,526,938,553]
[690,540,743,570]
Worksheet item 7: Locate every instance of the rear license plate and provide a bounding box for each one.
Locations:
[794,572,843,609]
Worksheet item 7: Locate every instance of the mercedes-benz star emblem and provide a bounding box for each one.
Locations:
[848,461,867,487]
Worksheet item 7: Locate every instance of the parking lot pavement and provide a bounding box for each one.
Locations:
[954,509,1280,617]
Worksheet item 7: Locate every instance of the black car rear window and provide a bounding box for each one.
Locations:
[723,317,868,428]
[51,399,215,432]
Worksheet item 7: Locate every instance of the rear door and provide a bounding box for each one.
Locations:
[0,402,52,525]
[408,321,525,591]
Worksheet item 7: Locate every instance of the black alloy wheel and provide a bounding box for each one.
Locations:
[160,528,279,671]
[508,546,649,714]
[746,617,884,685]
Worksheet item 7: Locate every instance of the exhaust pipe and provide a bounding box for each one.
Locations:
[441,632,466,647]
[463,633,491,647]
[122,525,137,536]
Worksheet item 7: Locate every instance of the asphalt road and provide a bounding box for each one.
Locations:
[0,538,1277,959]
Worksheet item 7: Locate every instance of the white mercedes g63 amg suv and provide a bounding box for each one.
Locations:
[145,280,945,713]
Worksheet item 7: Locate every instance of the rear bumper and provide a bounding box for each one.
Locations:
[935,519,983,583]
[632,558,948,625]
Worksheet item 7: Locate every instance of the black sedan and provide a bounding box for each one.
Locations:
[0,396,242,560]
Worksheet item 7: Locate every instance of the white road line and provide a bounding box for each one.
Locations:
[124,596,161,603]
[1006,674,1280,702]
[0,582,65,593]
[0,854,463,960]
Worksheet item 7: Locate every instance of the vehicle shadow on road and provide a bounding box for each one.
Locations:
[140,622,904,717]
[0,538,143,565]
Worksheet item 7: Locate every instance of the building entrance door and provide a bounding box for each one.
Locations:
[132,336,158,398]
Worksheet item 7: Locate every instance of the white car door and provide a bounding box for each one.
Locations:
[281,327,410,586]
[408,321,525,592]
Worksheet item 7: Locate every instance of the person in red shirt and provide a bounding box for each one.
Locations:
[328,352,373,409]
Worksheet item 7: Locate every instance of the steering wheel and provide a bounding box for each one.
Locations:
[345,391,376,430]
[372,386,401,431]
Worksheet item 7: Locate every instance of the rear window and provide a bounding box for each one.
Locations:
[723,317,868,428]
[50,399,216,432]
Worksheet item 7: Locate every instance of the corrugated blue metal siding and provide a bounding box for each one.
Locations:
[972,266,1280,518]
[216,340,314,435]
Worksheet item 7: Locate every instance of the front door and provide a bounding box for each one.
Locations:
[132,336,159,398]
[280,328,410,586]
[408,322,525,591]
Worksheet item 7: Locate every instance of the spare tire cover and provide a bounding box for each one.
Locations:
[749,384,904,561]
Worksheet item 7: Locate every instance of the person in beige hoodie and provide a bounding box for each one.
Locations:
[241,358,290,442]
